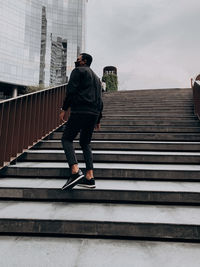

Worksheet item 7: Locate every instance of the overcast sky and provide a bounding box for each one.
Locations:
[86,0,200,90]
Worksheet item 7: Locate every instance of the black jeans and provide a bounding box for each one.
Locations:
[62,113,98,172]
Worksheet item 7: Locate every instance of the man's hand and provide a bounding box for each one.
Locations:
[95,124,101,131]
[59,108,71,123]
[59,110,66,123]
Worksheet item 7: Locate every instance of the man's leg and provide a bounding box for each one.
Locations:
[61,114,84,189]
[62,139,79,174]
[62,114,79,172]
[78,114,98,188]
[80,142,94,179]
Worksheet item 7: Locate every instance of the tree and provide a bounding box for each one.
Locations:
[102,74,118,91]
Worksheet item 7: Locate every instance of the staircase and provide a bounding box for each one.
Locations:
[1,88,200,266]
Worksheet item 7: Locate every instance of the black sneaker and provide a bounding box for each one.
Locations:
[61,169,84,190]
[77,177,96,189]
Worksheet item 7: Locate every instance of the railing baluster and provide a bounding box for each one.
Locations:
[12,98,23,158]
[37,92,42,140]
[41,91,46,137]
[0,104,3,138]
[47,90,51,133]
[0,103,10,166]
[52,89,56,129]
[27,95,33,148]
[19,97,28,154]
[5,101,16,162]
[44,91,48,135]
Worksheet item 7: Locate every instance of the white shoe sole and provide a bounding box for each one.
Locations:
[77,184,96,189]
[62,175,84,190]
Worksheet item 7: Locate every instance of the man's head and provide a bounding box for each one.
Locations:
[75,53,93,67]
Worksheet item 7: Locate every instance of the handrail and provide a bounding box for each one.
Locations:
[193,81,200,120]
[0,84,67,169]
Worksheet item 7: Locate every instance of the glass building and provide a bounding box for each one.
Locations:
[0,0,87,88]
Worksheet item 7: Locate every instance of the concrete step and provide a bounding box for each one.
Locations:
[103,90,192,99]
[103,108,194,112]
[100,120,200,126]
[3,162,200,180]
[99,126,200,133]
[103,94,192,99]
[103,114,197,118]
[49,132,200,141]
[103,116,198,121]
[58,126,200,133]
[0,201,200,240]
[103,101,194,105]
[34,140,200,151]
[102,112,195,116]
[21,150,200,164]
[0,178,200,204]
[103,105,194,109]
[103,97,193,102]
[104,98,193,101]
[1,236,200,267]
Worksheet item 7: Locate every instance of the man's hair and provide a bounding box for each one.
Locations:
[80,53,93,66]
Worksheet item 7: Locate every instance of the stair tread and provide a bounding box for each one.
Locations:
[41,140,200,144]
[0,201,200,225]
[8,162,200,171]
[1,236,200,267]
[1,178,200,192]
[27,150,200,156]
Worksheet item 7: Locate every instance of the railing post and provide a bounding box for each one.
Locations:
[193,81,200,120]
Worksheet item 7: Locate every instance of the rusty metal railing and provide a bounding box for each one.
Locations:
[193,81,200,120]
[0,84,67,169]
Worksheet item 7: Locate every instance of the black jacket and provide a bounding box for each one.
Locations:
[62,66,103,123]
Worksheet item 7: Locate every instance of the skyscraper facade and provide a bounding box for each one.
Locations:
[0,0,87,88]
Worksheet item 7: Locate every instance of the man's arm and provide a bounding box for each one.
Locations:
[95,83,104,131]
[66,68,81,94]
[62,68,81,111]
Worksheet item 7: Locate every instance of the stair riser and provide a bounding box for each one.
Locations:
[0,219,199,241]
[22,153,200,164]
[0,188,200,205]
[103,113,195,117]
[4,167,200,180]
[100,128,200,133]
[103,100,193,104]
[58,127,200,133]
[103,117,198,122]
[34,142,200,151]
[101,121,200,126]
[104,98,193,101]
[103,108,194,111]
[104,115,197,119]
[50,132,200,141]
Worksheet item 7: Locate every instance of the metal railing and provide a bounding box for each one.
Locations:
[0,84,67,169]
[193,81,200,120]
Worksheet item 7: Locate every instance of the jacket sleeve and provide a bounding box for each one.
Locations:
[96,85,104,124]
[97,101,103,124]
[62,68,81,111]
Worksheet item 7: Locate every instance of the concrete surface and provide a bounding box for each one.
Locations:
[0,201,200,224]
[1,178,200,192]
[7,161,200,171]
[0,236,200,267]
[27,150,200,156]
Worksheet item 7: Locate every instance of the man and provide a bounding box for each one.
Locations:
[60,53,103,190]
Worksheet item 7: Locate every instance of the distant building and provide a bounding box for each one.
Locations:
[0,0,87,99]
[102,66,118,92]
[103,66,117,76]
